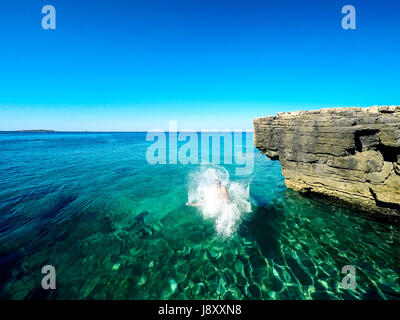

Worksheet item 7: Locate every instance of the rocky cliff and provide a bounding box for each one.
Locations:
[254,106,400,220]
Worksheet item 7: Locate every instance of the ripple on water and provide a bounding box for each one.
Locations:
[1,134,400,300]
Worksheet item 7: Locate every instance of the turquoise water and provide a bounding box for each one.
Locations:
[1,132,400,300]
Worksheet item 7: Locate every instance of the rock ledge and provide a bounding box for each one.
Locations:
[254,106,400,220]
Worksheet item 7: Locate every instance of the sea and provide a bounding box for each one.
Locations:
[0,132,399,299]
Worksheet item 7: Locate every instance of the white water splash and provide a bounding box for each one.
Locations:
[187,167,252,237]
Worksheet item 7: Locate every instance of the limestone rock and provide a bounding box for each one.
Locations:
[253,106,400,219]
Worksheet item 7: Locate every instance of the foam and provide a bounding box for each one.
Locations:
[187,166,252,237]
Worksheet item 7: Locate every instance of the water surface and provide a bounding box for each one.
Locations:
[0,132,399,299]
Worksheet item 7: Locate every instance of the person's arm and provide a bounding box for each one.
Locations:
[186,201,203,207]
[223,187,231,202]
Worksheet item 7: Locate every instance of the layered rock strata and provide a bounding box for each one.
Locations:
[253,106,400,219]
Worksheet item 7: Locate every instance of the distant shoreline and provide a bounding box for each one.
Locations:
[15,130,56,133]
[0,130,252,133]
[0,130,149,133]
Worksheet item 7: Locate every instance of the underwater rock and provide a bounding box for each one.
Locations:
[112,263,120,271]
[169,279,178,293]
[248,284,261,299]
[127,211,155,238]
[234,259,244,275]
[175,272,187,284]
[138,275,147,286]
[189,231,203,243]
[134,211,149,224]
[254,106,400,220]
[103,256,113,270]
[207,247,222,260]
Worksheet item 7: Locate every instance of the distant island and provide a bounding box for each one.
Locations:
[16,130,55,133]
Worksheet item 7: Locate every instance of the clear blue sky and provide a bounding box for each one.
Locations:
[0,0,399,131]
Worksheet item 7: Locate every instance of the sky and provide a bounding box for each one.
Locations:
[0,0,399,131]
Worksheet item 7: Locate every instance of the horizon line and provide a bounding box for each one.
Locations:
[0,129,254,133]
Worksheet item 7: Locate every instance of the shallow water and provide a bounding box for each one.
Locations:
[0,132,400,300]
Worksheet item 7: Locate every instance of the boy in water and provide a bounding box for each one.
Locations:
[215,179,231,202]
[186,179,230,207]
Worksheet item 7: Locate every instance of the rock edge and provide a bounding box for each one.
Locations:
[253,106,400,220]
